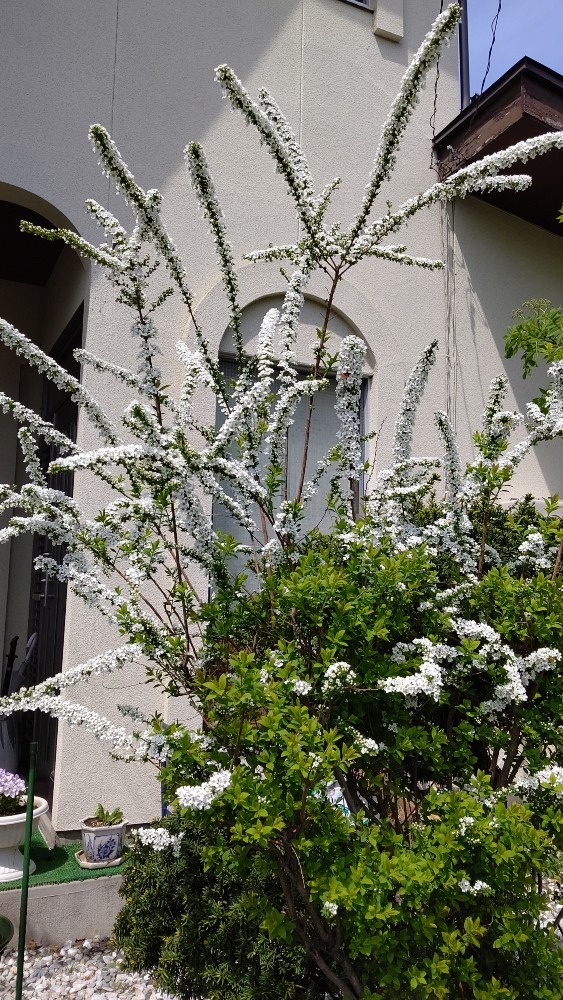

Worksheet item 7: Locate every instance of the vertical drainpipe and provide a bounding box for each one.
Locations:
[458,0,471,109]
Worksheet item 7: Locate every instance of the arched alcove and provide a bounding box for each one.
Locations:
[219,292,375,372]
[0,188,88,800]
[214,293,373,559]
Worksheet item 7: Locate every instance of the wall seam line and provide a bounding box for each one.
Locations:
[107,0,120,209]
[297,0,305,243]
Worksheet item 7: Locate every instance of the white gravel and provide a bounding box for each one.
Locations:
[0,937,177,999]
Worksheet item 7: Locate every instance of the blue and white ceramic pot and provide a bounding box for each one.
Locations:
[80,816,127,864]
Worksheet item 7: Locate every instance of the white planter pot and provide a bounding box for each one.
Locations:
[0,796,49,882]
[80,818,127,864]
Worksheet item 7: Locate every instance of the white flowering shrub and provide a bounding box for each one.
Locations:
[2,4,563,997]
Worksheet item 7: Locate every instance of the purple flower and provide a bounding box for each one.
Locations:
[0,768,26,798]
[0,768,26,817]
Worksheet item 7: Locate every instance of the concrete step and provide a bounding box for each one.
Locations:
[0,876,123,946]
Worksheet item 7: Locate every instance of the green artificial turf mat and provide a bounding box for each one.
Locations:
[0,830,127,891]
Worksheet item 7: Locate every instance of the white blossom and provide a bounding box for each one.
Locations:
[321,661,357,694]
[0,646,143,714]
[458,878,491,895]
[135,827,184,858]
[186,141,242,357]
[513,532,553,572]
[348,3,462,241]
[0,319,118,445]
[215,68,319,235]
[457,816,477,838]
[335,336,367,477]
[288,678,312,696]
[350,729,381,756]
[176,769,232,810]
[393,342,438,463]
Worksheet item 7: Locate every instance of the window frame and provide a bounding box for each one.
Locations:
[215,355,369,527]
[337,0,374,10]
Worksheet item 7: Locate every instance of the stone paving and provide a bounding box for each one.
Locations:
[0,937,176,999]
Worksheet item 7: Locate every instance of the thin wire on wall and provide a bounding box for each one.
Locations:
[431,0,502,428]
[107,0,120,211]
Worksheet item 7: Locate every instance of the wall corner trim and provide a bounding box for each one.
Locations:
[373,0,403,42]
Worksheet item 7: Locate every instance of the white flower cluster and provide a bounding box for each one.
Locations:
[349,3,462,239]
[364,143,559,249]
[321,661,357,695]
[392,342,438,464]
[135,826,184,859]
[381,661,442,702]
[519,647,561,685]
[271,501,302,546]
[0,645,142,717]
[383,638,458,703]
[136,730,170,765]
[457,816,479,843]
[267,376,326,475]
[350,729,380,756]
[434,410,462,501]
[261,537,284,567]
[458,878,491,895]
[335,336,367,476]
[445,619,557,716]
[458,816,475,835]
[516,765,563,797]
[215,68,319,234]
[479,655,537,715]
[513,532,554,572]
[0,694,136,756]
[0,318,118,445]
[176,769,232,811]
[117,703,147,723]
[185,142,242,358]
[288,678,312,696]
[454,619,500,644]
[322,900,338,919]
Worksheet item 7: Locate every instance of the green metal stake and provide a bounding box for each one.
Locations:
[15,741,37,1000]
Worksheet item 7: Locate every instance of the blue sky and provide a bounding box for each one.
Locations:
[468,0,563,94]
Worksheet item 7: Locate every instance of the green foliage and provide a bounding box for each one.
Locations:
[0,795,24,818]
[505,299,563,378]
[150,509,563,999]
[93,803,124,826]
[114,812,327,1000]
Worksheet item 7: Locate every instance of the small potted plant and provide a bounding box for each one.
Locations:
[0,767,48,881]
[79,803,127,868]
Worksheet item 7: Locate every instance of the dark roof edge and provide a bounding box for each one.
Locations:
[434,56,563,147]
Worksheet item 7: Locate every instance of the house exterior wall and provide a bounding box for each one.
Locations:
[446,197,563,502]
[0,0,561,831]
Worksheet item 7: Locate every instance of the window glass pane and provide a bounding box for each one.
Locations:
[213,361,366,574]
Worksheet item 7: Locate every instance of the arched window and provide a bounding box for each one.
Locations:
[214,294,370,566]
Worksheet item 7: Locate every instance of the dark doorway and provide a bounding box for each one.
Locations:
[22,305,82,803]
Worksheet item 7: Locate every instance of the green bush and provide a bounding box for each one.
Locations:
[114,812,328,1000]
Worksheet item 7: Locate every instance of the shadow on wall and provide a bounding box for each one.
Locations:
[453,196,563,498]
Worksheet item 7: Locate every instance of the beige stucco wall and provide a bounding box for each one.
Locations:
[9,1,561,830]
[446,197,563,498]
